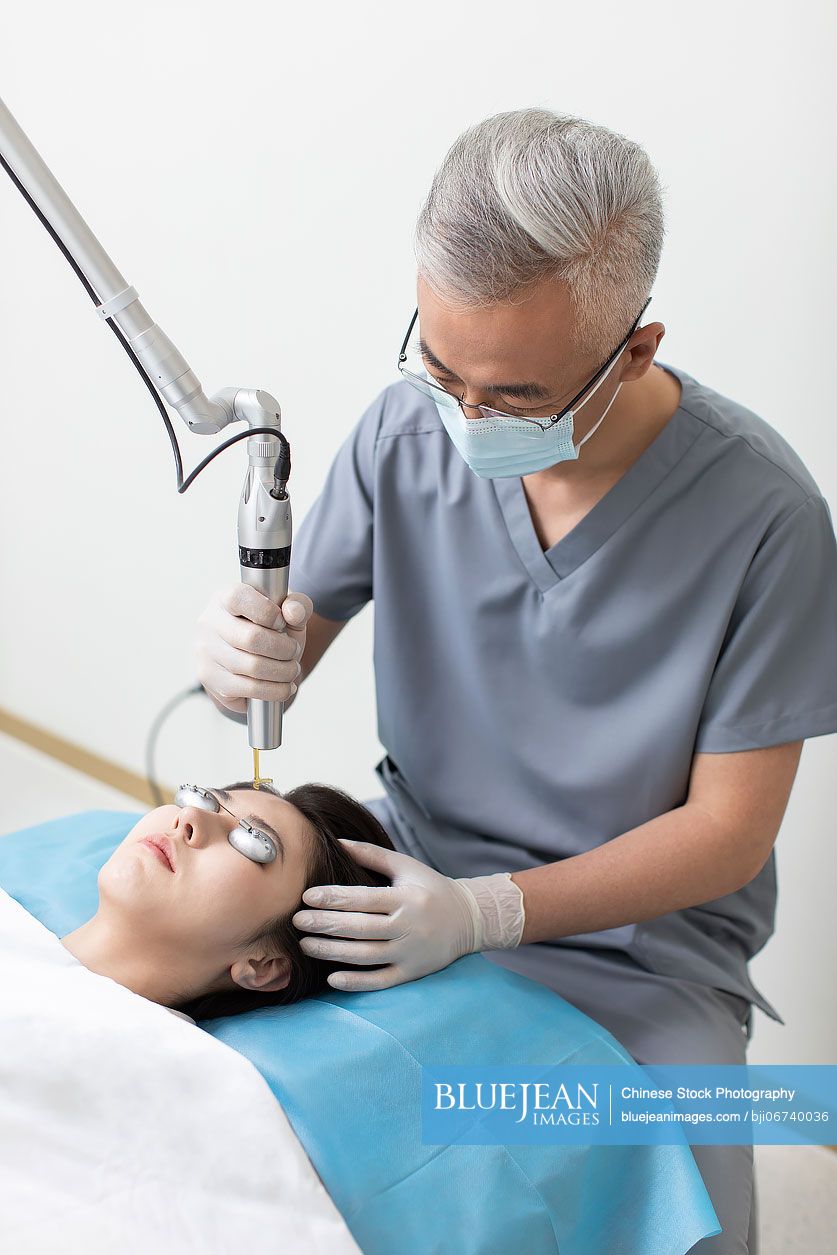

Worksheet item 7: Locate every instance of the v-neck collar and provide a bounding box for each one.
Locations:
[491,362,702,591]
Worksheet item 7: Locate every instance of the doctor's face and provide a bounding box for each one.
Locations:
[415,272,592,419]
[99,788,311,965]
[413,273,664,433]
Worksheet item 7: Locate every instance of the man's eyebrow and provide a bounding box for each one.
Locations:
[418,337,553,402]
[212,788,285,863]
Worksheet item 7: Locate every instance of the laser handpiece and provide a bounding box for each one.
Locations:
[219,387,294,783]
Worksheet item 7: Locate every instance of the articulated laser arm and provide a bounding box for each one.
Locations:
[0,96,291,775]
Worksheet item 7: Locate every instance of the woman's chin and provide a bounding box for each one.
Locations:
[98,849,172,907]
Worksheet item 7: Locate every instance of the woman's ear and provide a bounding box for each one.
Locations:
[229,952,291,993]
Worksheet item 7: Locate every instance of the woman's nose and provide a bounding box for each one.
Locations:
[171,811,208,844]
[170,813,193,840]
[171,807,226,846]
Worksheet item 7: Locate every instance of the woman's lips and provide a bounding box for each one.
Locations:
[140,836,175,872]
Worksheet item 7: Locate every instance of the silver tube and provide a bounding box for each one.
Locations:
[238,462,292,751]
[0,95,228,434]
[0,95,128,301]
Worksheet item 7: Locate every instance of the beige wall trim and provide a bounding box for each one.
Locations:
[0,706,169,807]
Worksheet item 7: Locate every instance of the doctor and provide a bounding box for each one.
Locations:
[195,109,837,1253]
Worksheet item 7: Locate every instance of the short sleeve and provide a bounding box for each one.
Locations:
[287,387,386,622]
[694,493,837,752]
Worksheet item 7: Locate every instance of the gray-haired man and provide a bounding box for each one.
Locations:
[196,108,837,1254]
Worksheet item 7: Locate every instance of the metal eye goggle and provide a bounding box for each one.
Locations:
[174,784,278,864]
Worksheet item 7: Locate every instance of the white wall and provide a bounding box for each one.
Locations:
[1,0,834,1062]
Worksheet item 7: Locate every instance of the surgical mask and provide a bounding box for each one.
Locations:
[432,351,623,480]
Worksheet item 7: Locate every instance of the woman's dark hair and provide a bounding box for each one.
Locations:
[173,781,395,1021]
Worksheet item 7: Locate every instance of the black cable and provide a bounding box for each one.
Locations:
[0,148,287,493]
[145,682,207,806]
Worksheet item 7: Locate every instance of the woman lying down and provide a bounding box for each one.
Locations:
[59,780,396,1022]
[1,783,396,1250]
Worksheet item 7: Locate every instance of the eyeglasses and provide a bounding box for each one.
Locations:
[174,783,279,864]
[397,296,652,430]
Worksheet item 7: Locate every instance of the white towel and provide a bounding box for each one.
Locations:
[0,888,360,1255]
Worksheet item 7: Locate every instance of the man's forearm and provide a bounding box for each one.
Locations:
[510,802,761,946]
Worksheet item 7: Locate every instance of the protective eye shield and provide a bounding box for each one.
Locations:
[174,784,278,864]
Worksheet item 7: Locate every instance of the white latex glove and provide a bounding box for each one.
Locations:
[195,583,313,716]
[291,841,526,991]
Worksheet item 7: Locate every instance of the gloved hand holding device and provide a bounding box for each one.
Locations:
[196,584,313,718]
[291,842,526,991]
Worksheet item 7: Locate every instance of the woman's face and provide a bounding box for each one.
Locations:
[99,787,312,995]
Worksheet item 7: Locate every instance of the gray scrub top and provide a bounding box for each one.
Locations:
[289,362,837,1024]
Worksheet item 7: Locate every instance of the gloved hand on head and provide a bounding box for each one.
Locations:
[292,842,526,991]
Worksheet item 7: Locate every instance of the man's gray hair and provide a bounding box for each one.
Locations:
[413,108,666,363]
